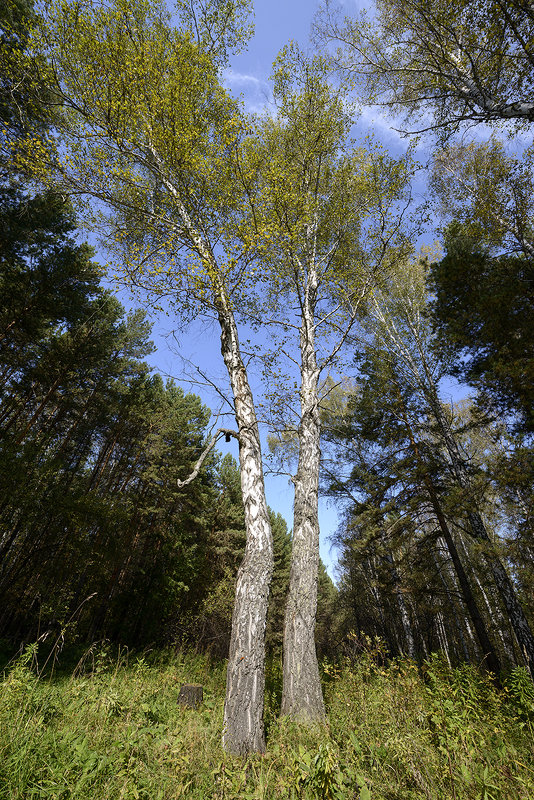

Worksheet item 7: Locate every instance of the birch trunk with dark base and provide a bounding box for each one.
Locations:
[165,189,274,753]
[281,289,325,722]
[172,221,274,754]
[281,454,325,720]
[217,299,274,756]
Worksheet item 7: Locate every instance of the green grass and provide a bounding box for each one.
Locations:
[1,642,533,799]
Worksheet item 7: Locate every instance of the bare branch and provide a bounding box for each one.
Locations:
[177,427,239,488]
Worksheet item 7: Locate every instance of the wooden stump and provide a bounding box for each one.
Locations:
[178,683,203,709]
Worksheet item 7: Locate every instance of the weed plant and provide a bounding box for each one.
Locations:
[1,641,533,799]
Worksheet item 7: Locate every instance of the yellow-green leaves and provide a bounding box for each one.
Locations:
[235,53,415,313]
[23,0,260,306]
[175,0,254,64]
[431,138,534,257]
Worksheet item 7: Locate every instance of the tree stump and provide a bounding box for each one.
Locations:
[178,683,203,709]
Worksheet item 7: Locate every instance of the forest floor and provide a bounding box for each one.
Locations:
[1,642,533,799]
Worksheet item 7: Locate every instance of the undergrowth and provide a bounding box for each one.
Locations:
[1,642,533,799]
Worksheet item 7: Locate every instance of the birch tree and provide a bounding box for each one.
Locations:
[316,0,534,137]
[431,140,534,259]
[240,49,415,719]
[30,0,272,755]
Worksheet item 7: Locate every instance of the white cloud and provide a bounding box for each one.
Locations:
[223,68,264,89]
[222,69,273,116]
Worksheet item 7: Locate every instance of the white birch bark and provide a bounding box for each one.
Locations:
[151,163,275,751]
[142,151,275,753]
[154,172,275,750]
[436,610,452,667]
[281,247,325,721]
[215,294,274,755]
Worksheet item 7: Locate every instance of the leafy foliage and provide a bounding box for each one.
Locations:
[317,0,534,136]
[430,233,534,432]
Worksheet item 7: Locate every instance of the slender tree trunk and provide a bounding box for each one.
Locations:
[385,551,416,658]
[429,394,534,678]
[281,273,325,722]
[436,610,452,666]
[217,297,274,756]
[158,180,274,753]
[429,495,501,675]
[398,386,502,674]
[456,533,517,666]
[433,542,470,663]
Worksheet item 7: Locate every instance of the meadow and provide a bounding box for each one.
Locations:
[1,641,533,799]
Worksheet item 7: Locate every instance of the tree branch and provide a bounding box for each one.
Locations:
[177,427,239,487]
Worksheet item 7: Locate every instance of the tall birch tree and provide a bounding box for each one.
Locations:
[239,49,415,719]
[316,0,534,137]
[29,0,272,755]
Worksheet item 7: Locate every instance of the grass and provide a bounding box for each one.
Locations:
[1,640,533,799]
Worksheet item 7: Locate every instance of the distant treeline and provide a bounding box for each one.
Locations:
[0,184,336,653]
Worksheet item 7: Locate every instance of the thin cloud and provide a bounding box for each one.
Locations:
[223,69,264,89]
[223,69,273,116]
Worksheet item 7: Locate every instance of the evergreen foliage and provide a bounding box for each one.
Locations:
[430,233,534,432]
[1,0,534,774]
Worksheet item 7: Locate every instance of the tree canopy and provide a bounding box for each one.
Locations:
[316,0,534,136]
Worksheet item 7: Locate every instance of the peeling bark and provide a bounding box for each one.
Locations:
[217,297,274,755]
[281,267,325,722]
[160,171,274,753]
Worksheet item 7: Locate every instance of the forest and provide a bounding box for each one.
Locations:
[1,0,534,797]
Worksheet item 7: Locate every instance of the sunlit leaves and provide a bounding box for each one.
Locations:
[24,0,253,309]
[431,139,534,257]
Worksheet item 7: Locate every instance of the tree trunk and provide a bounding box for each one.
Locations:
[163,186,274,753]
[218,298,274,756]
[385,551,416,658]
[281,281,325,722]
[436,610,452,666]
[399,387,501,675]
[457,533,517,667]
[429,495,501,675]
[433,541,470,663]
[429,395,534,678]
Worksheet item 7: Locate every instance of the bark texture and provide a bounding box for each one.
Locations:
[385,552,416,658]
[218,298,274,755]
[166,182,274,752]
[281,284,325,721]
